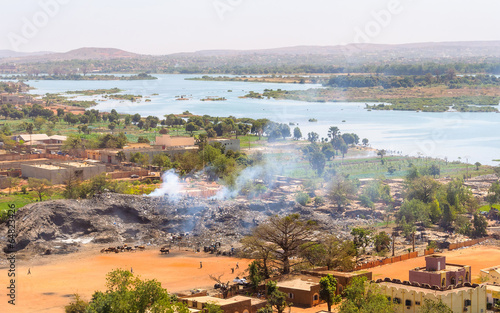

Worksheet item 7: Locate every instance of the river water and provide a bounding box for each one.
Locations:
[24,74,500,165]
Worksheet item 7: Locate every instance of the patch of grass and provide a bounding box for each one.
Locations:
[479,204,500,212]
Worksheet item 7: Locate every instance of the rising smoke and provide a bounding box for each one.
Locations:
[148,169,184,201]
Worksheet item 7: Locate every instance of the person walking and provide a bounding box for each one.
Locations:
[27,268,31,275]
[236,262,239,269]
[200,261,203,269]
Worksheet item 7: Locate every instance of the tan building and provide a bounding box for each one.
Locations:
[484,284,500,308]
[21,161,106,184]
[0,93,32,105]
[209,138,240,152]
[181,295,266,313]
[301,269,373,295]
[409,255,471,288]
[276,278,321,307]
[480,266,500,285]
[155,134,195,147]
[376,279,487,313]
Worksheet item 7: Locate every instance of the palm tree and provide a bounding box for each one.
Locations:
[327,126,339,140]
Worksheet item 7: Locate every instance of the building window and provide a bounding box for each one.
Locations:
[466,272,469,281]
[393,298,401,304]
[464,299,471,306]
[313,294,319,301]
[288,293,294,299]
[441,278,446,287]
[415,301,421,306]
[451,277,456,285]
[405,300,412,306]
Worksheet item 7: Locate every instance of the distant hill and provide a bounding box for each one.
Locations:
[0,50,53,59]
[1,47,141,63]
[174,41,500,57]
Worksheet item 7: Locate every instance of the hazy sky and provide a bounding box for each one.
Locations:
[1,0,500,54]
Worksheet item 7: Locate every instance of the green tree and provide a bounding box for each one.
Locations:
[205,302,224,313]
[64,294,88,313]
[429,164,440,177]
[328,175,357,210]
[472,212,488,238]
[486,181,500,209]
[28,178,53,201]
[266,281,289,313]
[299,235,356,271]
[362,138,369,146]
[374,231,391,253]
[474,162,481,170]
[339,277,393,313]
[34,116,46,130]
[418,299,453,313]
[6,176,20,195]
[248,261,262,292]
[185,122,198,135]
[251,214,315,274]
[309,151,326,176]
[152,154,172,169]
[319,274,341,312]
[293,127,302,140]
[84,269,190,313]
[130,152,149,167]
[295,191,311,206]
[351,228,372,255]
[376,149,386,164]
[307,132,319,143]
[137,136,150,143]
[406,176,441,204]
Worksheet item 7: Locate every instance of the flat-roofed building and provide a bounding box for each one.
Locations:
[480,266,500,285]
[377,279,486,313]
[409,255,471,288]
[155,135,195,147]
[181,295,266,313]
[21,161,106,184]
[209,138,240,152]
[276,278,321,307]
[484,284,500,308]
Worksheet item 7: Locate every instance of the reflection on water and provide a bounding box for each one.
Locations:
[26,74,500,165]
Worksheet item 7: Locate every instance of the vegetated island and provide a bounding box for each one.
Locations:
[239,73,500,112]
[65,88,123,95]
[0,73,157,81]
[186,75,321,84]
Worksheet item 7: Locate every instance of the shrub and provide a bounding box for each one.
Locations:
[295,192,311,206]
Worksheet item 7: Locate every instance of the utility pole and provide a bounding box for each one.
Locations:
[392,231,397,257]
[412,231,415,252]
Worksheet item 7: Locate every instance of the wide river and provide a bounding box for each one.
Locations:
[24,74,500,165]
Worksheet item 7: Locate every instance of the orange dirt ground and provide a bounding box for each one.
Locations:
[1,247,252,313]
[370,245,500,283]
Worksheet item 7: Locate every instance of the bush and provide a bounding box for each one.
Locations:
[296,192,311,206]
[359,194,374,208]
[65,294,88,313]
[314,196,325,206]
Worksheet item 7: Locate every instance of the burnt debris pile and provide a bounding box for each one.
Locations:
[1,193,381,257]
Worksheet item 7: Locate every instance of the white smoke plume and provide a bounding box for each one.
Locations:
[148,169,184,201]
[211,157,281,200]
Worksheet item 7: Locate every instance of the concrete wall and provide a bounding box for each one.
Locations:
[278,285,320,307]
[21,162,106,184]
[210,138,240,152]
[409,263,471,288]
[156,135,194,147]
[379,282,487,313]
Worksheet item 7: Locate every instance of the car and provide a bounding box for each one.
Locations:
[130,174,139,178]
